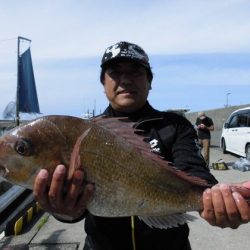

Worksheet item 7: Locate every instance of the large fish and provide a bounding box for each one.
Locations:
[0,115,248,228]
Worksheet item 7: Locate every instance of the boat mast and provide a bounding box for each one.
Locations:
[16,36,31,126]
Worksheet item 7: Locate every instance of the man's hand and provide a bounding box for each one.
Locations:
[198,124,206,129]
[200,182,250,229]
[33,164,94,221]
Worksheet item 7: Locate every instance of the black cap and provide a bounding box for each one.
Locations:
[100,41,153,83]
[101,41,151,69]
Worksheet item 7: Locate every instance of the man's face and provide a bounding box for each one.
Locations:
[103,61,151,113]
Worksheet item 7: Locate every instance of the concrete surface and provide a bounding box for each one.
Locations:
[0,214,86,249]
[189,146,250,250]
[1,146,250,250]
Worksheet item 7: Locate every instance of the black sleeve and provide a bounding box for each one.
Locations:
[53,210,89,223]
[208,117,214,126]
[195,118,199,126]
[155,114,218,185]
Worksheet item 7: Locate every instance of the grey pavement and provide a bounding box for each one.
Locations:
[1,146,250,250]
[0,214,86,249]
[189,146,250,250]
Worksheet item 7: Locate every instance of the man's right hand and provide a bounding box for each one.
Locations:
[33,164,94,221]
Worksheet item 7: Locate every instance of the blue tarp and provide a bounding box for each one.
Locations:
[18,48,40,113]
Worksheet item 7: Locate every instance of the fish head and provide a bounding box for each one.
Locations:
[0,116,73,189]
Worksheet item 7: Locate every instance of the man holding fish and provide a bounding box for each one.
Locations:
[32,41,250,250]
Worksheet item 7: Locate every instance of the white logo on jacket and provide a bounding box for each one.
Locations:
[149,139,161,154]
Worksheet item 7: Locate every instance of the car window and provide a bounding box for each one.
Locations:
[248,112,250,127]
[228,111,250,128]
[228,115,239,128]
[238,114,248,127]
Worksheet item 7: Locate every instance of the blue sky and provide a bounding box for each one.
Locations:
[0,0,250,119]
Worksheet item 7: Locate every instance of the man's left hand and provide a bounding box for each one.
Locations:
[200,182,250,228]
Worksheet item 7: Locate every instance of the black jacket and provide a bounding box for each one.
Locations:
[83,102,218,250]
[195,116,214,139]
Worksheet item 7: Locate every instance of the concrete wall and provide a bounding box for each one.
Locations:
[185,103,250,146]
[185,104,250,130]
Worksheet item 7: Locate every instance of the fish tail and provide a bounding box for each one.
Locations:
[231,185,250,205]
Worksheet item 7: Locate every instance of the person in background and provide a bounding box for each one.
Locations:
[195,112,214,167]
[34,41,250,250]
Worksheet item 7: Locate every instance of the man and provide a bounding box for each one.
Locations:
[195,112,214,167]
[34,41,250,250]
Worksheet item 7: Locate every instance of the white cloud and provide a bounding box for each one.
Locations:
[1,0,250,61]
[0,0,250,117]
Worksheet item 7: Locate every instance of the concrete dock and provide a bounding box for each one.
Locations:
[1,146,250,250]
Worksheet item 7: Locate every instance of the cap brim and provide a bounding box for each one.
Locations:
[101,57,150,69]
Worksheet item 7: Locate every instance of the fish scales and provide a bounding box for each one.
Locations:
[73,120,205,216]
[0,115,216,228]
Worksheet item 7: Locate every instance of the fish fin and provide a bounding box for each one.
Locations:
[138,213,197,229]
[68,128,91,180]
[93,116,211,188]
[92,116,136,129]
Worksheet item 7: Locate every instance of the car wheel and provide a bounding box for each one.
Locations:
[246,144,250,160]
[222,138,227,154]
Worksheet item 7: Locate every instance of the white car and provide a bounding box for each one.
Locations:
[221,107,250,159]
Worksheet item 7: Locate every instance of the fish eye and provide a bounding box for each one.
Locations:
[14,139,33,156]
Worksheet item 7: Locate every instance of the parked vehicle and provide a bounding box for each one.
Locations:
[221,107,250,159]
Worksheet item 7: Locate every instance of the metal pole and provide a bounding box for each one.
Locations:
[15,36,32,126]
[18,36,31,43]
[226,93,231,107]
[16,37,20,126]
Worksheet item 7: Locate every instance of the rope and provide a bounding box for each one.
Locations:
[0,37,16,42]
[131,216,137,250]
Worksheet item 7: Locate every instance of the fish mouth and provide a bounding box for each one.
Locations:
[0,165,9,177]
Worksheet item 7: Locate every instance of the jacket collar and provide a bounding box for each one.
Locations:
[102,101,161,122]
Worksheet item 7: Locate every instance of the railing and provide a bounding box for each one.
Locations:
[0,180,42,237]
